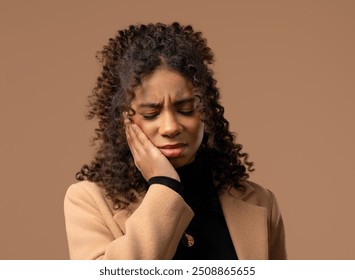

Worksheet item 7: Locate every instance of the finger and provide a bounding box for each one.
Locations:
[125,125,144,171]
[125,124,138,151]
[122,112,149,148]
[131,129,152,164]
[123,112,132,125]
[125,121,139,156]
[131,123,155,150]
[125,123,132,148]
[126,122,151,160]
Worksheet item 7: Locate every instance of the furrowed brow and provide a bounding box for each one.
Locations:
[174,97,196,106]
[137,103,162,109]
[137,97,196,109]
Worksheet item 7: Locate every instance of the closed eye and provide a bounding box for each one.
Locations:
[179,109,195,116]
[142,113,159,120]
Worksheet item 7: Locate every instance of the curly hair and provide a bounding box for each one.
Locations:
[76,22,254,209]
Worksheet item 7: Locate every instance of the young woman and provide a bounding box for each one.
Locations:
[64,22,286,260]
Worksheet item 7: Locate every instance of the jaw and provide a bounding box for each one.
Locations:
[169,153,196,169]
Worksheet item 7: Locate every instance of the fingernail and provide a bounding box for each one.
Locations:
[123,112,130,124]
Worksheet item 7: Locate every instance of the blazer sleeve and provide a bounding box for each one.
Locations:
[64,182,193,260]
[267,189,287,260]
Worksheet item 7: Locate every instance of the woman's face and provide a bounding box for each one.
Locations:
[130,68,205,168]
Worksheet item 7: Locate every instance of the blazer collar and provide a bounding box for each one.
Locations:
[219,183,268,260]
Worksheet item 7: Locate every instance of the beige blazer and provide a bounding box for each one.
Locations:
[64,180,286,260]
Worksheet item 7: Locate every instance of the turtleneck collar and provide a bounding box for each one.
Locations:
[176,156,204,185]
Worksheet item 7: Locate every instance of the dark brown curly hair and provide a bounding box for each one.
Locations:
[76,22,254,209]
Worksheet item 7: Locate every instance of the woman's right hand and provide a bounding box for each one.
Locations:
[124,116,180,182]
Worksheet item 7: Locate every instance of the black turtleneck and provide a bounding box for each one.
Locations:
[172,156,238,260]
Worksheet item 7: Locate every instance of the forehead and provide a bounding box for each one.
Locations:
[133,69,194,103]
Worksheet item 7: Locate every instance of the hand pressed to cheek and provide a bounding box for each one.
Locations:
[124,118,180,182]
[128,69,205,169]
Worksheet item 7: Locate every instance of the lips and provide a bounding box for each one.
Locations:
[158,143,186,158]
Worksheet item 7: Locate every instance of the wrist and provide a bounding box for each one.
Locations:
[148,176,184,195]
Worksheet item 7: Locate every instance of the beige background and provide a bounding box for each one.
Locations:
[1,0,354,259]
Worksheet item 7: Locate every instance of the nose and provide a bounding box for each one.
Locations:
[159,111,182,138]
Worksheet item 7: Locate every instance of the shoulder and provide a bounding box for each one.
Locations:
[64,181,116,212]
[223,180,279,210]
[65,181,104,201]
[231,180,284,225]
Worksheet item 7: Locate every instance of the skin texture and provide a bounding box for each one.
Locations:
[125,69,205,181]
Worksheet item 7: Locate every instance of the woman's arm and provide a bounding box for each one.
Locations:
[64,116,192,259]
[64,181,193,259]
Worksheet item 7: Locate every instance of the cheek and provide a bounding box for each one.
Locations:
[191,120,205,145]
[197,123,205,143]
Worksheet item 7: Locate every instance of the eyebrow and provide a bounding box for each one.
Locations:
[137,97,196,109]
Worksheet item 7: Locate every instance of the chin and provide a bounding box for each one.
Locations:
[169,156,195,168]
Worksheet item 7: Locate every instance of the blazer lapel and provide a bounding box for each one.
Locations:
[111,184,269,259]
[219,186,268,260]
